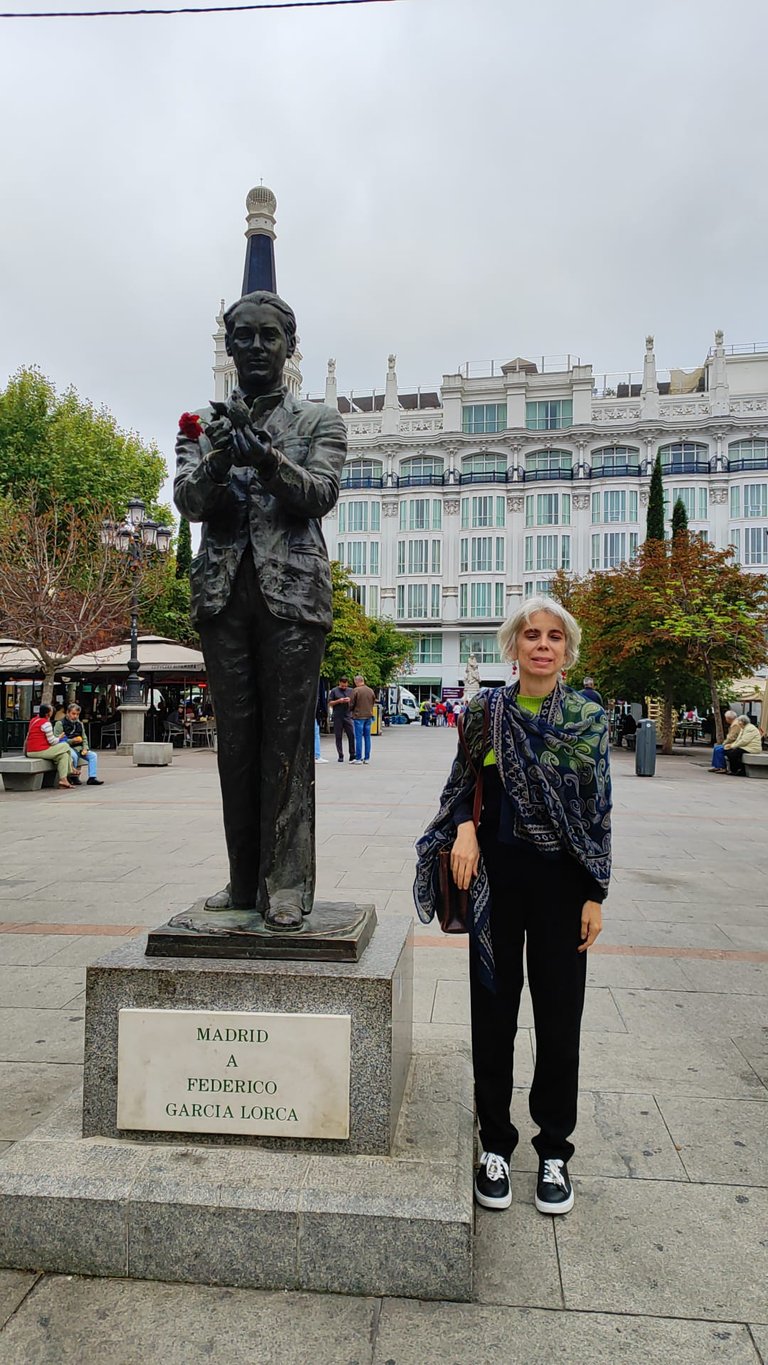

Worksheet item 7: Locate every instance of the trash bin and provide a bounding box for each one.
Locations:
[371,703,381,736]
[635,719,657,777]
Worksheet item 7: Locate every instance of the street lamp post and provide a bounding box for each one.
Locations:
[101,498,173,751]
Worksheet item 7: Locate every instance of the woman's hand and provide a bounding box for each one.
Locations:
[451,821,480,892]
[578,900,603,952]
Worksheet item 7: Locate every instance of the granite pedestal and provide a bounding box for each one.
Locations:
[132,742,173,766]
[83,915,412,1156]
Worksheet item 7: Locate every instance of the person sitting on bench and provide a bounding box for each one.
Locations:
[24,704,75,790]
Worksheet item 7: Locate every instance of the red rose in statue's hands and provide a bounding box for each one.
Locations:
[178,412,204,441]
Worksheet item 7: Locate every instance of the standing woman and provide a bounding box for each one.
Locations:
[414,597,611,1215]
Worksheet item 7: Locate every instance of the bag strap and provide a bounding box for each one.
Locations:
[457,696,489,831]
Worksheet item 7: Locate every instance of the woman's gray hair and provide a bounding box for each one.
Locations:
[497,595,581,669]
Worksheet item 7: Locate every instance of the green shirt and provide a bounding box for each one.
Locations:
[484,694,544,766]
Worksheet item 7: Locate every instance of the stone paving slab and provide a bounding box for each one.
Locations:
[0,1270,37,1329]
[373,1301,763,1364]
[656,1096,768,1185]
[555,1177,768,1321]
[510,1090,687,1180]
[0,1062,83,1142]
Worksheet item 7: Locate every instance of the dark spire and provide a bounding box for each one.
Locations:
[242,184,277,295]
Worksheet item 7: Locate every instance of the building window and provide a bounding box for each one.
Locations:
[744,527,768,565]
[431,584,441,618]
[525,536,533,572]
[525,400,573,431]
[744,484,768,519]
[591,533,600,569]
[591,445,641,473]
[431,539,441,574]
[462,403,507,434]
[471,583,492,617]
[370,542,379,575]
[397,540,405,574]
[408,539,429,574]
[536,492,568,525]
[561,534,571,570]
[407,584,428,619]
[347,501,368,533]
[604,490,626,523]
[415,634,443,664]
[338,505,345,533]
[461,495,506,529]
[346,541,366,575]
[525,449,573,474]
[496,536,505,572]
[460,583,467,617]
[495,582,505,616]
[658,442,709,473]
[342,458,383,488]
[728,439,768,470]
[603,532,627,568]
[536,535,558,571]
[460,634,501,664]
[471,536,493,573]
[525,495,534,527]
[461,452,507,476]
[397,585,405,618]
[400,455,444,482]
[730,487,740,518]
[672,486,708,522]
[629,532,639,559]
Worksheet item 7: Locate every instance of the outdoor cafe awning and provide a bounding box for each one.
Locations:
[65,636,206,675]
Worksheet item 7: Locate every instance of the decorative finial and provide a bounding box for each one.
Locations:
[715,328,724,347]
[388,353,396,372]
[645,335,654,352]
[327,358,336,377]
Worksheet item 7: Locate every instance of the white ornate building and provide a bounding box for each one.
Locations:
[317,336,768,695]
[213,188,768,696]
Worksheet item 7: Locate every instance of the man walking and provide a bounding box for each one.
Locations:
[350,673,376,765]
[328,677,356,763]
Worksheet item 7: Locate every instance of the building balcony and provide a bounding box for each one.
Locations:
[458,471,508,485]
[590,464,641,478]
[658,459,711,475]
[728,456,768,473]
[340,475,384,489]
[524,467,574,483]
[396,473,446,488]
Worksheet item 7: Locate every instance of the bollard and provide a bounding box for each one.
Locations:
[635,718,657,777]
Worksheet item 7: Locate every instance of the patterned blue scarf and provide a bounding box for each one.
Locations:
[414,682,612,990]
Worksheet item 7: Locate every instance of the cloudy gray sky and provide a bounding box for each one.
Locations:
[2,0,768,506]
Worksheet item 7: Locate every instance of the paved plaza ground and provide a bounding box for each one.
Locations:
[0,725,767,1363]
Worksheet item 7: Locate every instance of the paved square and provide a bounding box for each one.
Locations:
[1,729,767,1362]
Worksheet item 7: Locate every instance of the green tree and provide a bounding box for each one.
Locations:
[323,562,414,687]
[671,497,689,538]
[140,557,198,648]
[0,494,143,703]
[0,367,167,520]
[559,539,768,751]
[176,517,192,579]
[646,453,665,541]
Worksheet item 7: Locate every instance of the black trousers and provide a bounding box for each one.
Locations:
[726,749,746,775]
[199,554,326,914]
[333,714,356,760]
[470,833,588,1164]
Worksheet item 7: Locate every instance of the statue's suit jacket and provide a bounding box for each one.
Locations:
[174,388,347,631]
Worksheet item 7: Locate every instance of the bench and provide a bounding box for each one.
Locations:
[743,754,768,779]
[0,757,57,792]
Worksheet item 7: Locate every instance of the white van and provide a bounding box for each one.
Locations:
[386,686,420,724]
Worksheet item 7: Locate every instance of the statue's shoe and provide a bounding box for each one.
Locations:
[204,885,256,912]
[264,902,303,932]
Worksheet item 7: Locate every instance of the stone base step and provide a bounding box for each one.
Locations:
[0,1050,474,1301]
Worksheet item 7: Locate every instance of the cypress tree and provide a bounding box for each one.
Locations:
[175,516,192,578]
[671,497,689,538]
[646,454,665,541]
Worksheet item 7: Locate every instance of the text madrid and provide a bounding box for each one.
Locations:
[165,1101,298,1122]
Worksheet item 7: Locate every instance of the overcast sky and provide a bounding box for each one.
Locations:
[2,0,768,509]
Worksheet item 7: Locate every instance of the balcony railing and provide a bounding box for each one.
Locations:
[397,473,445,488]
[459,471,508,485]
[728,457,768,473]
[524,467,574,483]
[659,459,711,475]
[340,475,384,489]
[591,464,641,479]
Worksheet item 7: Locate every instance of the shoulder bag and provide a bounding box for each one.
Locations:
[437,698,489,934]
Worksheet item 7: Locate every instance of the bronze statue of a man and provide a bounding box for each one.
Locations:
[174,291,346,930]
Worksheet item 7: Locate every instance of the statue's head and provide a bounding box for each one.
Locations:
[224,290,297,395]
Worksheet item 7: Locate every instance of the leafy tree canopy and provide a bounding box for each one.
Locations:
[0,367,167,521]
[324,562,413,687]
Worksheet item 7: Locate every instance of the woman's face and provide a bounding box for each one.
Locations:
[515,611,567,689]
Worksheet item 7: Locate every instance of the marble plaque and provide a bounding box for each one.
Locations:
[117,1007,351,1138]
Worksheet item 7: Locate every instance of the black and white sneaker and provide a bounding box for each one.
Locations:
[535,1157,574,1214]
[474,1151,511,1210]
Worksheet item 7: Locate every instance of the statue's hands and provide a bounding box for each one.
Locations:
[204,401,236,481]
